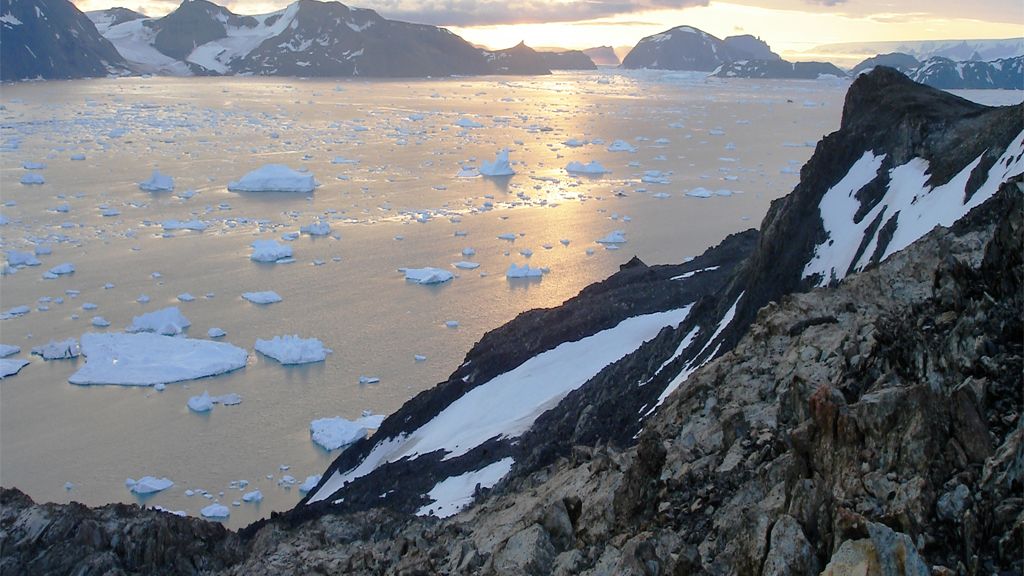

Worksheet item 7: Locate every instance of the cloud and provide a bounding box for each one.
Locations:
[805,0,846,6]
[353,0,710,27]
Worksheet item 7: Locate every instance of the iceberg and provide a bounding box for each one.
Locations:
[242,291,282,305]
[31,339,80,360]
[242,490,263,503]
[403,267,454,285]
[6,251,41,267]
[0,344,20,358]
[255,335,331,365]
[228,164,317,193]
[162,219,208,232]
[454,118,483,128]
[565,161,609,175]
[309,416,383,450]
[200,503,229,518]
[596,230,627,244]
[250,239,293,263]
[479,149,515,177]
[300,222,331,236]
[69,333,248,386]
[139,170,174,192]
[20,173,44,185]
[126,476,173,495]
[607,139,637,152]
[188,391,213,412]
[127,306,191,336]
[685,187,713,198]
[0,358,29,379]
[506,263,543,278]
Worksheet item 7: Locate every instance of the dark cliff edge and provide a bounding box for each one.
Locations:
[1,68,1021,574]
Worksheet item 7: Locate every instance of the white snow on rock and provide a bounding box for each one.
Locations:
[228,164,317,193]
[299,475,322,493]
[31,339,80,360]
[506,263,543,278]
[0,358,29,379]
[479,149,515,177]
[127,306,190,335]
[250,239,293,263]
[804,131,1024,286]
[309,307,690,503]
[69,333,248,386]
[416,458,514,518]
[126,476,173,495]
[242,291,282,305]
[565,160,609,175]
[201,503,229,518]
[403,267,454,285]
[255,335,330,365]
[139,170,174,192]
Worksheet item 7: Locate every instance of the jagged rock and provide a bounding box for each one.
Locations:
[713,59,846,79]
[491,524,556,575]
[540,50,597,70]
[762,515,819,575]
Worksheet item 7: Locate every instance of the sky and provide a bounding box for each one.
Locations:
[72,0,1024,59]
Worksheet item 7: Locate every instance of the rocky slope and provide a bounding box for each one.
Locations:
[621,26,750,71]
[2,69,1022,574]
[849,52,921,76]
[582,46,619,66]
[712,59,846,79]
[0,0,127,81]
[540,50,598,70]
[483,42,551,75]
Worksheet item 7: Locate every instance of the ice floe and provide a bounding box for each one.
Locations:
[0,344,20,358]
[20,173,44,185]
[127,306,190,335]
[255,335,331,365]
[242,490,263,503]
[0,358,29,379]
[506,263,543,278]
[200,503,229,518]
[69,333,248,386]
[596,230,626,244]
[300,221,331,236]
[403,267,454,285]
[565,160,609,175]
[228,164,317,193]
[31,339,80,360]
[242,291,282,305]
[139,170,174,192]
[250,239,293,263]
[162,219,208,232]
[126,476,173,495]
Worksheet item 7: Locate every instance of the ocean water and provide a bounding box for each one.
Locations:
[0,70,846,527]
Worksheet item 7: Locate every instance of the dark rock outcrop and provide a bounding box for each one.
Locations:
[713,59,847,79]
[88,7,146,32]
[909,55,1024,89]
[483,42,551,75]
[0,0,126,81]
[850,51,921,76]
[723,34,780,61]
[582,45,619,66]
[146,0,256,63]
[539,49,597,70]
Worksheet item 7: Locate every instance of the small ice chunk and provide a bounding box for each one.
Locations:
[200,503,229,518]
[479,149,515,177]
[177,293,195,302]
[685,187,713,198]
[0,358,29,379]
[299,475,322,493]
[64,481,73,490]
[453,261,480,270]
[454,117,483,128]
[596,230,626,244]
[445,320,459,328]
[242,291,282,304]
[91,316,110,327]
[70,153,85,161]
[47,263,75,276]
[607,140,637,152]
[137,295,151,304]
[562,138,587,147]
[139,170,174,192]
[31,339,80,360]
[23,161,46,170]
[300,222,331,236]
[565,161,609,175]
[2,306,30,320]
[6,251,41,267]
[310,417,368,450]
[242,490,263,502]
[162,219,208,232]
[0,344,21,358]
[403,267,454,284]
[188,391,214,412]
[461,247,475,256]
[127,476,173,494]
[215,393,242,406]
[208,327,226,338]
[228,164,317,193]
[127,306,190,335]
[497,233,517,241]
[255,335,331,364]
[414,354,427,362]
[358,376,380,384]
[250,239,293,263]
[506,263,543,278]
[20,173,45,185]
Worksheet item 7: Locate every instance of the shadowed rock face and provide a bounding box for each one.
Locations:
[148,0,256,63]
[850,52,921,76]
[621,25,752,71]
[540,50,598,70]
[483,42,552,75]
[713,59,847,79]
[0,0,126,81]
[909,56,1024,90]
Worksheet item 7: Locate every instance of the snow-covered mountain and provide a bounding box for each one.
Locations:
[86,0,557,77]
[713,59,846,79]
[621,26,783,71]
[808,38,1024,66]
[283,68,1023,521]
[1,0,127,80]
[908,56,1023,90]
[849,52,921,76]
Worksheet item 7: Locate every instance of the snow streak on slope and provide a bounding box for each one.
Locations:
[415,458,514,518]
[101,19,190,75]
[186,4,299,74]
[805,129,1024,286]
[308,307,691,504]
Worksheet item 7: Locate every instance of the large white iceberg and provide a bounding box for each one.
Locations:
[126,476,173,494]
[255,335,331,365]
[127,306,191,336]
[479,149,515,177]
[506,263,544,278]
[310,417,368,450]
[139,170,174,192]
[228,165,317,193]
[250,239,293,263]
[69,333,248,386]
[403,267,454,285]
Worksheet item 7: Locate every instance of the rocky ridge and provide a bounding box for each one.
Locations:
[712,60,847,79]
